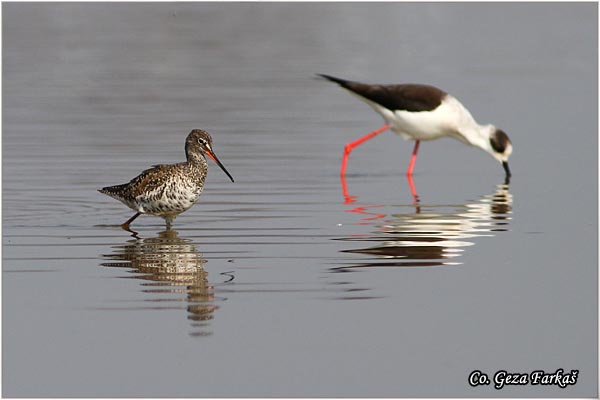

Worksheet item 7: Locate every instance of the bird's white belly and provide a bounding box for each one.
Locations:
[364,95,475,143]
[135,184,203,216]
[390,106,458,141]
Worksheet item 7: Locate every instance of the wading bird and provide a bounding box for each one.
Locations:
[99,129,234,232]
[319,74,512,179]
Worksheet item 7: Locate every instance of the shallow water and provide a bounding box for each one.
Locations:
[2,3,597,397]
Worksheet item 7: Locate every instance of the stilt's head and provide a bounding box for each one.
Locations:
[185,129,235,182]
[481,126,513,177]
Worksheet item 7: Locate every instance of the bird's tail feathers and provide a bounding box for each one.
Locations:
[316,73,352,87]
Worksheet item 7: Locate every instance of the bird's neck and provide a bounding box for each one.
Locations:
[185,151,208,173]
[188,152,207,167]
[444,96,491,149]
[184,143,207,165]
[185,153,208,186]
[461,124,495,154]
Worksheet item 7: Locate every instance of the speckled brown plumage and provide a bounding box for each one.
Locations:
[99,129,234,231]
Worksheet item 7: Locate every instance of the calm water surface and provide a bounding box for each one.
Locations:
[3,3,597,397]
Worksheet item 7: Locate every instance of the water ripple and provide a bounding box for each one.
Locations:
[100,230,218,337]
[334,181,513,271]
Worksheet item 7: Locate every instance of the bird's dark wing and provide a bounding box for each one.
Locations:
[318,74,446,112]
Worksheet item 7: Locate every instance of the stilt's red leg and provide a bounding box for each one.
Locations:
[406,174,421,213]
[340,173,356,204]
[407,174,418,200]
[406,140,420,176]
[341,124,389,175]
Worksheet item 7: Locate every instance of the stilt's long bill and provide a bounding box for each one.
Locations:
[318,74,513,179]
[99,129,234,232]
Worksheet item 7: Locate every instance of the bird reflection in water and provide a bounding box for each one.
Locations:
[101,230,218,337]
[336,175,513,270]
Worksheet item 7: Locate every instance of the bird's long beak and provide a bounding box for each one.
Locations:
[502,161,511,178]
[206,148,234,182]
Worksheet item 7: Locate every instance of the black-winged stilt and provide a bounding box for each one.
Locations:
[319,74,513,179]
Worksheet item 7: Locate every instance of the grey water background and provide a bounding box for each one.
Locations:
[2,2,597,397]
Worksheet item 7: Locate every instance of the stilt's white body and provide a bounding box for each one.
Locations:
[351,91,493,150]
[320,74,513,176]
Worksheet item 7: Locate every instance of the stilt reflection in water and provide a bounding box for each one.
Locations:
[342,173,421,212]
[335,177,513,270]
[101,230,218,337]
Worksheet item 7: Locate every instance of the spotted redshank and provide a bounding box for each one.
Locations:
[99,129,234,231]
[318,74,513,179]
